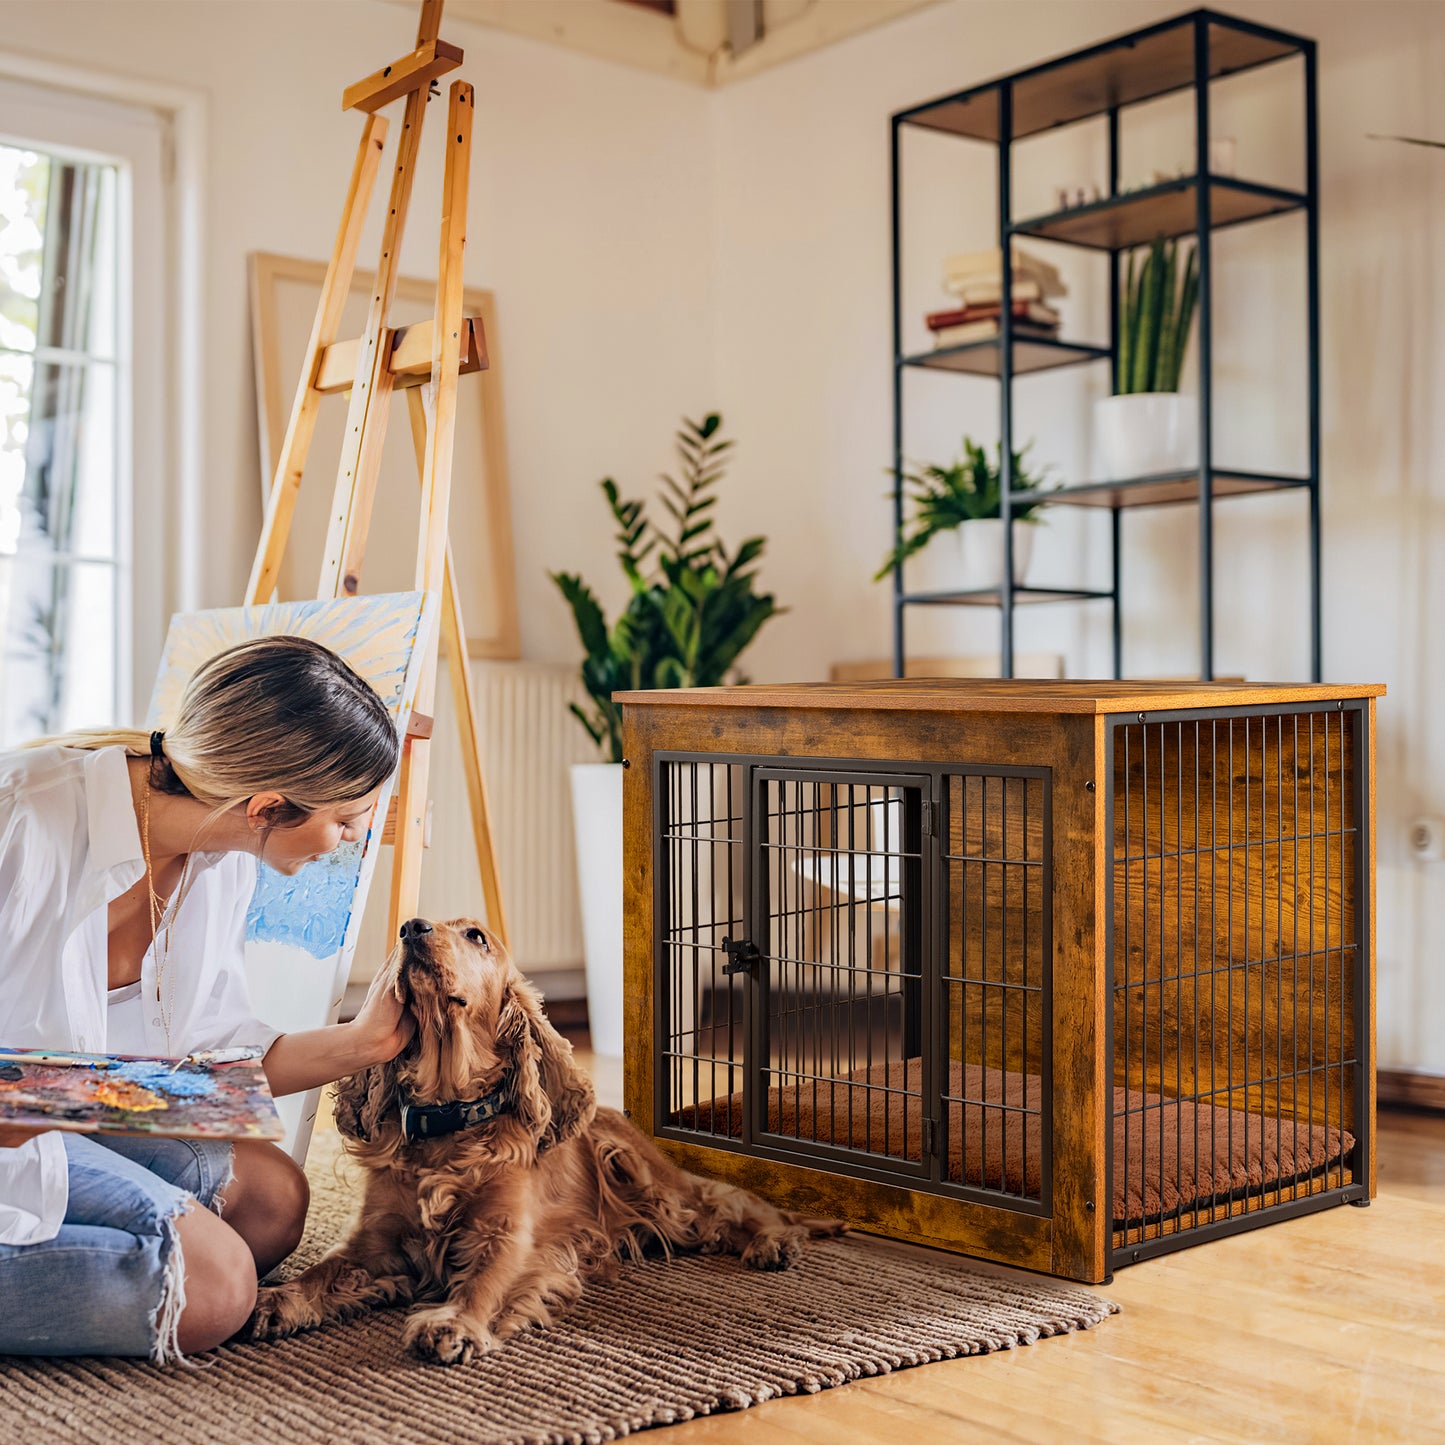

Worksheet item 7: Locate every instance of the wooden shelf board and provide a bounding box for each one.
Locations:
[1015,469,1311,511]
[902,336,1110,377]
[899,15,1302,143]
[1011,176,1306,251]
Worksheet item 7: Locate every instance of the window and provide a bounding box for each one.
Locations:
[0,142,123,742]
[0,72,171,749]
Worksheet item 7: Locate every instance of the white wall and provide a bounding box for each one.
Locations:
[1,0,1439,1071]
[709,0,1445,1074]
[0,0,716,652]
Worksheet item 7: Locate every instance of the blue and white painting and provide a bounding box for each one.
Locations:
[147,592,437,1157]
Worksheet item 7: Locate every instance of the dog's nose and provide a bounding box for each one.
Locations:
[399,917,434,941]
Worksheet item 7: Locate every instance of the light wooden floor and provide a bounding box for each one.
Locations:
[577,1050,1445,1445]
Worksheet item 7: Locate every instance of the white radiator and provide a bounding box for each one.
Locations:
[350,660,597,997]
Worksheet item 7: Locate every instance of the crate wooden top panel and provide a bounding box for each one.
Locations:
[616,679,1386,716]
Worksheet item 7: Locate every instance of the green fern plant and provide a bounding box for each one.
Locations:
[550,414,781,763]
[1116,238,1199,394]
[875,437,1051,580]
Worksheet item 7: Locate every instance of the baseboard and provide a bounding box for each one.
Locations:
[1379,1069,1445,1114]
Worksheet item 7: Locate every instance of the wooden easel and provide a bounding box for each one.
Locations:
[245,0,507,946]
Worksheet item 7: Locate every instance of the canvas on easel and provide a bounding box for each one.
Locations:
[146,591,437,1157]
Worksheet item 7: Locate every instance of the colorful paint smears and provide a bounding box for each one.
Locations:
[0,1049,282,1141]
[90,1077,168,1112]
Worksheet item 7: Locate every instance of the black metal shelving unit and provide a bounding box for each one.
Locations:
[889,8,1320,681]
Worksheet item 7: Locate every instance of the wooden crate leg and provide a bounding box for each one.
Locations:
[406,384,510,947]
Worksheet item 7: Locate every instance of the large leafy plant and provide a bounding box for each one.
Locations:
[876,436,1051,580]
[550,414,781,764]
[1117,237,1199,394]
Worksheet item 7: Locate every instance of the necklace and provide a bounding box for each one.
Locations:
[140,783,190,1057]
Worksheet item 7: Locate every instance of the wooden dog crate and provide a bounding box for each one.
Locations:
[619,680,1381,1283]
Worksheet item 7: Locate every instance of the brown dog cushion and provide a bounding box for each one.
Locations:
[674,1057,1354,1223]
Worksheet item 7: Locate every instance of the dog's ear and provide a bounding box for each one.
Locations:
[332,1059,399,1145]
[497,977,596,1154]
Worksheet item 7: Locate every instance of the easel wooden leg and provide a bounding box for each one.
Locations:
[247,114,388,605]
[317,71,433,600]
[387,78,479,941]
[414,81,472,596]
[405,385,511,946]
[387,659,435,938]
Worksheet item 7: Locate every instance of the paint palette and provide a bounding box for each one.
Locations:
[0,1048,284,1141]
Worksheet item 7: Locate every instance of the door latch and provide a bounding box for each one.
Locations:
[720,937,761,976]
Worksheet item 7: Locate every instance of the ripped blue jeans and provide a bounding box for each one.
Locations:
[0,1133,233,1363]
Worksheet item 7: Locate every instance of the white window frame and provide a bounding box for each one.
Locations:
[0,53,204,717]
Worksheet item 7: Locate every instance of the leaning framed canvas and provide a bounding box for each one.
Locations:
[146,591,438,1160]
[247,251,519,659]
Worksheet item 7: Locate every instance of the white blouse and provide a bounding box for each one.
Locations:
[0,745,281,1245]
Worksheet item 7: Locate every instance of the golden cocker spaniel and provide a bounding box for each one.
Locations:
[247,916,842,1364]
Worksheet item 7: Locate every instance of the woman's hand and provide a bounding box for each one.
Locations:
[351,967,415,1066]
[259,967,415,1098]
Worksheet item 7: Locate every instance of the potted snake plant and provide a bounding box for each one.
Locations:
[550,414,780,1056]
[1096,237,1200,478]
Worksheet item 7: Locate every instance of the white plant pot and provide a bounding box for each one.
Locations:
[570,761,624,1059]
[1095,393,1199,479]
[954,517,1035,591]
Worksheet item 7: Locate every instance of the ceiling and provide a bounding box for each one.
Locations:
[380,0,944,87]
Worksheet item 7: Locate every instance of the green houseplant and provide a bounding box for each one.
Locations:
[876,436,1052,588]
[1098,237,1201,478]
[550,415,782,1058]
[550,413,781,765]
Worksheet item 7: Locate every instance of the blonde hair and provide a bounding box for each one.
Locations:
[28,635,400,826]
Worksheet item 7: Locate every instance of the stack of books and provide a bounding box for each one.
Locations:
[927,246,1066,349]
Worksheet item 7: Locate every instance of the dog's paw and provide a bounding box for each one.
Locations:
[806,1218,848,1239]
[741,1228,806,1272]
[404,1308,494,1366]
[245,1284,315,1342]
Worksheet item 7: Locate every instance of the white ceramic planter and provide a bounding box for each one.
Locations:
[1095,393,1199,478]
[953,517,1035,591]
[569,761,624,1059]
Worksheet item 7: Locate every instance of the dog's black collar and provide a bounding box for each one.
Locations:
[399,1080,512,1143]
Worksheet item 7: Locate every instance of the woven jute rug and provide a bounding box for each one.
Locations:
[0,1133,1117,1444]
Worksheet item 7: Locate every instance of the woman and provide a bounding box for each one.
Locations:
[0,635,415,1363]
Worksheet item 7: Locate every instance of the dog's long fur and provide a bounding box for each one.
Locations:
[248,917,842,1364]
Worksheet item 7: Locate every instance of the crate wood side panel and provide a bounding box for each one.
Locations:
[625,702,1107,1282]
[622,704,1065,771]
[1367,697,1377,1198]
[652,1135,1056,1275]
[622,710,659,1136]
[1048,714,1108,1281]
[1111,712,1358,1133]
